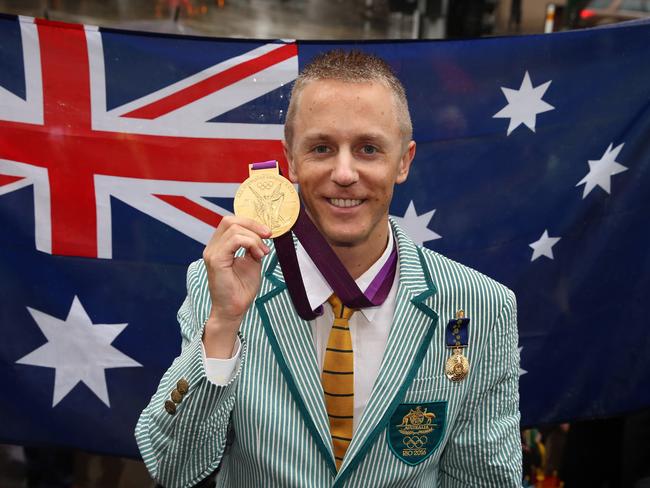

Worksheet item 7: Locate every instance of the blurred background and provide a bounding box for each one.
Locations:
[1,0,648,41]
[1,1,649,487]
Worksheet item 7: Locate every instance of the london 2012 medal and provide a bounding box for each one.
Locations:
[233,161,300,238]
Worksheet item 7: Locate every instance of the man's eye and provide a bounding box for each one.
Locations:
[361,145,377,155]
[313,145,329,154]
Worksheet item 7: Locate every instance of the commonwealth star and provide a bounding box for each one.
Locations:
[16,296,142,407]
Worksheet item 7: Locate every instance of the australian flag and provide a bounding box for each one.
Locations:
[1,13,649,457]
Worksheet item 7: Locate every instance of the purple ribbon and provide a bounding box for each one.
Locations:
[274,206,397,320]
[251,160,278,170]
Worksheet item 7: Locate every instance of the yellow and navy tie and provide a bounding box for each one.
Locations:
[322,294,355,470]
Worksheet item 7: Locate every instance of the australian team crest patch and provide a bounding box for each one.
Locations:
[387,402,447,465]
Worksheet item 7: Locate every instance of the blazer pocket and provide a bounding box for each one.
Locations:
[403,374,451,403]
[404,376,471,418]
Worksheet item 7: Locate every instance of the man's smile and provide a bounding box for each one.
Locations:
[327,198,364,208]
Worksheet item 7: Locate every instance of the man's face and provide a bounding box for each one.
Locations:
[285,79,415,249]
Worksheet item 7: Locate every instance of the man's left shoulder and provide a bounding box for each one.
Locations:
[391,219,515,313]
[416,244,515,309]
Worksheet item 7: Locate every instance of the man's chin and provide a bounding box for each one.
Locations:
[307,209,369,248]
[320,227,366,249]
[327,238,358,249]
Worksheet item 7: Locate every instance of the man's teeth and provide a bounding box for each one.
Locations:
[329,198,362,208]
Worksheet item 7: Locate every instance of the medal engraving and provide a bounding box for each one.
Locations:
[445,348,469,382]
[234,164,300,238]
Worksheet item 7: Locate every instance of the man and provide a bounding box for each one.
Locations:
[136,50,521,487]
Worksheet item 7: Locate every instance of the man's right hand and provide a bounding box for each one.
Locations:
[201,216,271,359]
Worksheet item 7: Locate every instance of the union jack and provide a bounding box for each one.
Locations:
[0,16,297,259]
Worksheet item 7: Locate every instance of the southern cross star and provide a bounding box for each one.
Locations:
[493,71,554,136]
[391,201,441,246]
[576,142,628,199]
[519,347,527,376]
[529,229,561,262]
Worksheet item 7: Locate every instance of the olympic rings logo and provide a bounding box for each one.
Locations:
[256,181,274,190]
[403,435,428,448]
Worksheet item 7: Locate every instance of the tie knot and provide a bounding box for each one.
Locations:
[327,294,355,321]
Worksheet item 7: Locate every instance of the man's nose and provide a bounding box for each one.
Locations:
[330,150,358,187]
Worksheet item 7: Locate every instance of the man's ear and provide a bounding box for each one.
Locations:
[284,140,298,183]
[396,140,416,184]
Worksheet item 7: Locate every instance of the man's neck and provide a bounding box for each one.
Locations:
[330,224,390,280]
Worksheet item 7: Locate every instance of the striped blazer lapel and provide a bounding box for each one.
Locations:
[335,221,440,486]
[255,254,337,476]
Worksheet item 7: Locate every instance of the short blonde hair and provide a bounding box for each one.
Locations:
[284,50,413,148]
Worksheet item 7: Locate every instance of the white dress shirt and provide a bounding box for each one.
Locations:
[203,226,398,432]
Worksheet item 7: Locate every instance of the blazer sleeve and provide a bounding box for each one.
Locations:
[438,289,522,487]
[134,260,246,488]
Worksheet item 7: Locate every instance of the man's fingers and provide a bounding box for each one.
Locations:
[222,226,270,255]
[213,215,271,241]
[203,216,272,275]
[206,230,268,263]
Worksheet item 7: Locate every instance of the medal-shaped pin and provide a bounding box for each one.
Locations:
[444,309,470,382]
[233,160,300,238]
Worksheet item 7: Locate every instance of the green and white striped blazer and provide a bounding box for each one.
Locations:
[135,220,521,487]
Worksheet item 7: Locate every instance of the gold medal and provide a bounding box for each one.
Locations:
[233,162,300,238]
[445,348,469,382]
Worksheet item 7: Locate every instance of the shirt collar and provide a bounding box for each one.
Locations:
[295,225,395,322]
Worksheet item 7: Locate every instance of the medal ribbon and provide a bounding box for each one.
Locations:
[445,316,469,348]
[250,161,397,321]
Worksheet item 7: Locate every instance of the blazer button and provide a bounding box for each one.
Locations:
[164,400,177,415]
[177,378,189,395]
[171,389,183,404]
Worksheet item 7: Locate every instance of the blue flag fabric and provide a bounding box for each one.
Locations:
[1,13,648,457]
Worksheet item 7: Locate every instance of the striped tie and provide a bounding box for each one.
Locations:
[322,294,355,470]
